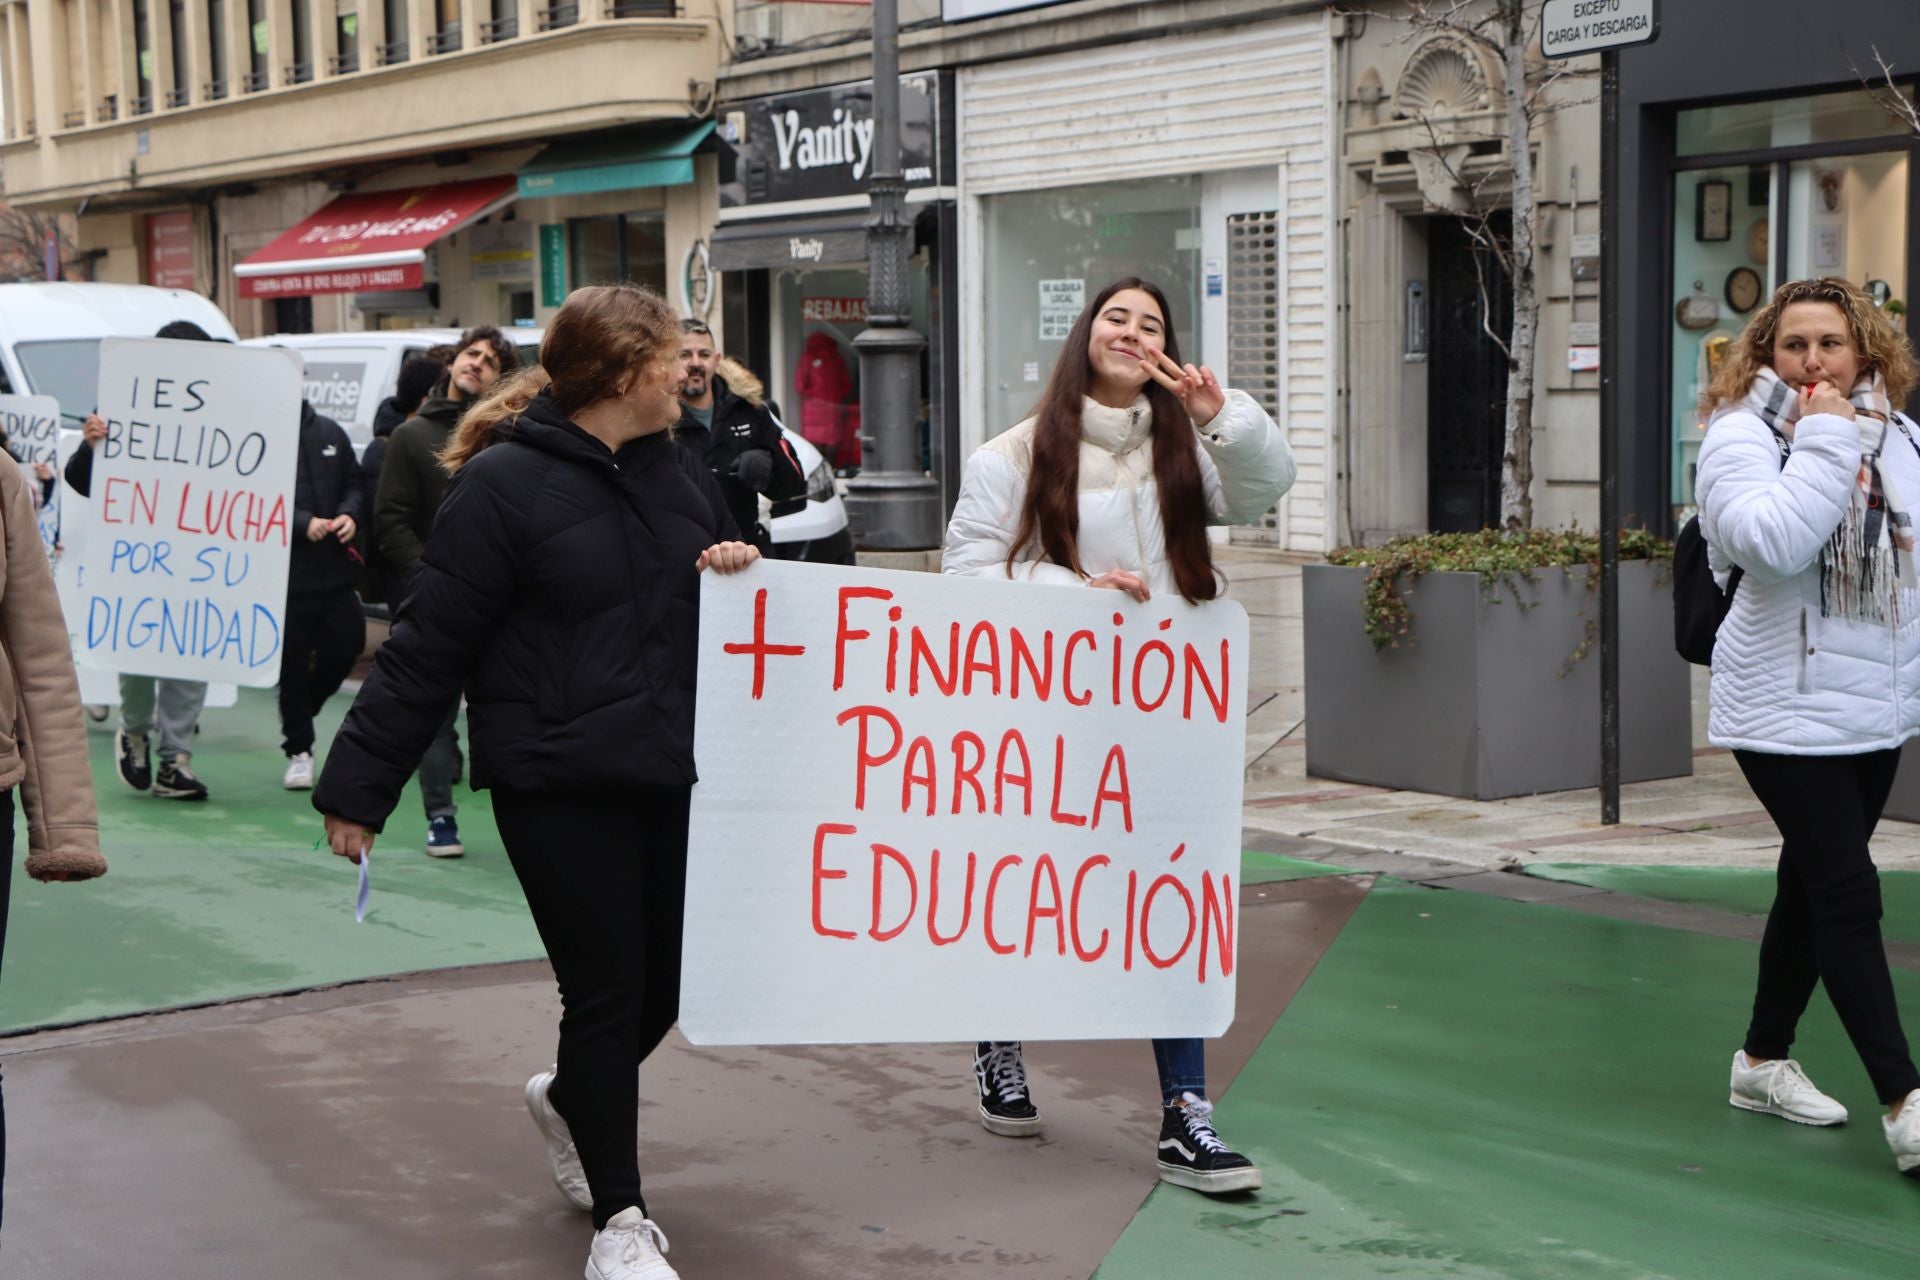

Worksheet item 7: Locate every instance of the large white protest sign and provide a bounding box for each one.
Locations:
[80,339,301,686]
[0,394,63,554]
[681,560,1249,1046]
[55,428,240,707]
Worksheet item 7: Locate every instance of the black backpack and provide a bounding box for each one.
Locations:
[1673,426,1789,666]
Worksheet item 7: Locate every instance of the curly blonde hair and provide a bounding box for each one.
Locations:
[440,283,680,473]
[1700,276,1919,418]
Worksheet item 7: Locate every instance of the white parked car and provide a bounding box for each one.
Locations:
[245,328,853,564]
[0,282,239,417]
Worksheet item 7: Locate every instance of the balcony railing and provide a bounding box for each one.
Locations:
[328,52,360,74]
[62,110,87,129]
[431,24,462,54]
[608,0,676,13]
[480,15,518,42]
[287,61,315,84]
[540,2,580,30]
[96,97,118,123]
[135,92,153,115]
[242,70,270,92]
[205,79,228,101]
[165,87,191,108]
[380,39,409,65]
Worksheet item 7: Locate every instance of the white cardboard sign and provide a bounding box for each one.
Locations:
[0,394,63,554]
[55,428,239,707]
[80,338,301,686]
[681,560,1249,1046]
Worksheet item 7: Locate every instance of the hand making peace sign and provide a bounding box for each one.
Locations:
[1145,350,1226,427]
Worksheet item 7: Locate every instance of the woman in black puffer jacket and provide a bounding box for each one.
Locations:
[314,283,757,1280]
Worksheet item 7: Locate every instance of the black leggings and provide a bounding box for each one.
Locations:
[492,786,690,1228]
[1734,748,1920,1105]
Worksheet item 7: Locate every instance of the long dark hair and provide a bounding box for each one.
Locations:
[1007,276,1217,603]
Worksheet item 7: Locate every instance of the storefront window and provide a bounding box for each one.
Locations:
[979,176,1201,438]
[1677,87,1914,157]
[568,213,666,294]
[771,258,933,473]
[1668,91,1912,512]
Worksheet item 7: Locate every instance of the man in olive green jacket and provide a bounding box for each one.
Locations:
[371,325,516,858]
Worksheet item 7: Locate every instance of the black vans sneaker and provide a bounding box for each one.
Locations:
[152,759,209,801]
[114,728,152,791]
[1157,1092,1262,1193]
[974,1041,1042,1137]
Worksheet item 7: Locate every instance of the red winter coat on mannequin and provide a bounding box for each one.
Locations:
[794,331,854,464]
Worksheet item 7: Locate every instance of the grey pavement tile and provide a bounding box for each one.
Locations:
[1434,871,1611,903]
[1303,847,1487,882]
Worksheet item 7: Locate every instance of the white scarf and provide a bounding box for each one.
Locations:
[1731,367,1914,623]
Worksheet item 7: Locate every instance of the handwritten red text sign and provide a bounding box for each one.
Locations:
[681,560,1249,1045]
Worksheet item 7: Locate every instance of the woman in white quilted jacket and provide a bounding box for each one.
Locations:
[1696,276,1920,1178]
[943,276,1295,1194]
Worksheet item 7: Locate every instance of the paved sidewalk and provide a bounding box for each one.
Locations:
[1217,549,1920,873]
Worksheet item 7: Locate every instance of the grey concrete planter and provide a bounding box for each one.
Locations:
[1302,561,1694,799]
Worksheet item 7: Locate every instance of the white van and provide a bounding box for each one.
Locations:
[0,283,239,422]
[247,328,854,564]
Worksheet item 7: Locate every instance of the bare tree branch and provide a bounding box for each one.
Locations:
[1847,44,1920,139]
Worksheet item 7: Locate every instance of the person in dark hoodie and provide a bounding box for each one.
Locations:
[316,283,757,1280]
[65,319,218,802]
[673,319,805,552]
[278,400,366,790]
[359,349,448,606]
[373,326,516,857]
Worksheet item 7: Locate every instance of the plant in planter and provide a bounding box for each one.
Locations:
[1303,529,1692,800]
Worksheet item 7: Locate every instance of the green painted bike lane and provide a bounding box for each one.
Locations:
[1526,862,1920,944]
[0,689,544,1031]
[1096,876,1917,1279]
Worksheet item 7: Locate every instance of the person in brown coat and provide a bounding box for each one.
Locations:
[0,457,107,1231]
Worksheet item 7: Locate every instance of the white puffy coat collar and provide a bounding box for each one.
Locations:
[1081,394,1154,457]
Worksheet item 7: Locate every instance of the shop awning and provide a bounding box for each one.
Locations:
[709,212,871,272]
[518,121,715,199]
[233,176,516,299]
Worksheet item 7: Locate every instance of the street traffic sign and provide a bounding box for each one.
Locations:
[1541,0,1658,59]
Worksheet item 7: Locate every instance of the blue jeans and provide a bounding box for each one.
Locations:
[1153,1037,1206,1105]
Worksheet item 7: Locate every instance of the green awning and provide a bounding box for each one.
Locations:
[517,120,715,199]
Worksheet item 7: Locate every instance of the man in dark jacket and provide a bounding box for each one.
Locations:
[372,325,517,857]
[359,349,447,605]
[280,401,366,790]
[672,320,805,552]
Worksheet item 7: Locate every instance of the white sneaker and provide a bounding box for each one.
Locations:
[282,752,314,790]
[587,1207,677,1280]
[524,1068,592,1211]
[1729,1050,1848,1126]
[1884,1088,1920,1177]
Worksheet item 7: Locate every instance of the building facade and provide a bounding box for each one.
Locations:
[1611,0,1919,532]
[718,0,1337,549]
[1337,1,1604,543]
[0,1,730,339]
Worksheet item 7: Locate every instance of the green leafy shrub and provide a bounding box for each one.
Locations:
[1326,528,1673,651]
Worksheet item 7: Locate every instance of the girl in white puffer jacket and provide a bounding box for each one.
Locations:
[943,276,1295,1195]
[1695,276,1920,1178]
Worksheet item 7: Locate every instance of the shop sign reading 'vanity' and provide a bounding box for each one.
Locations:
[721,72,952,208]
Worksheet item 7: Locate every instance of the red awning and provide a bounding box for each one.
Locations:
[233,176,516,299]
